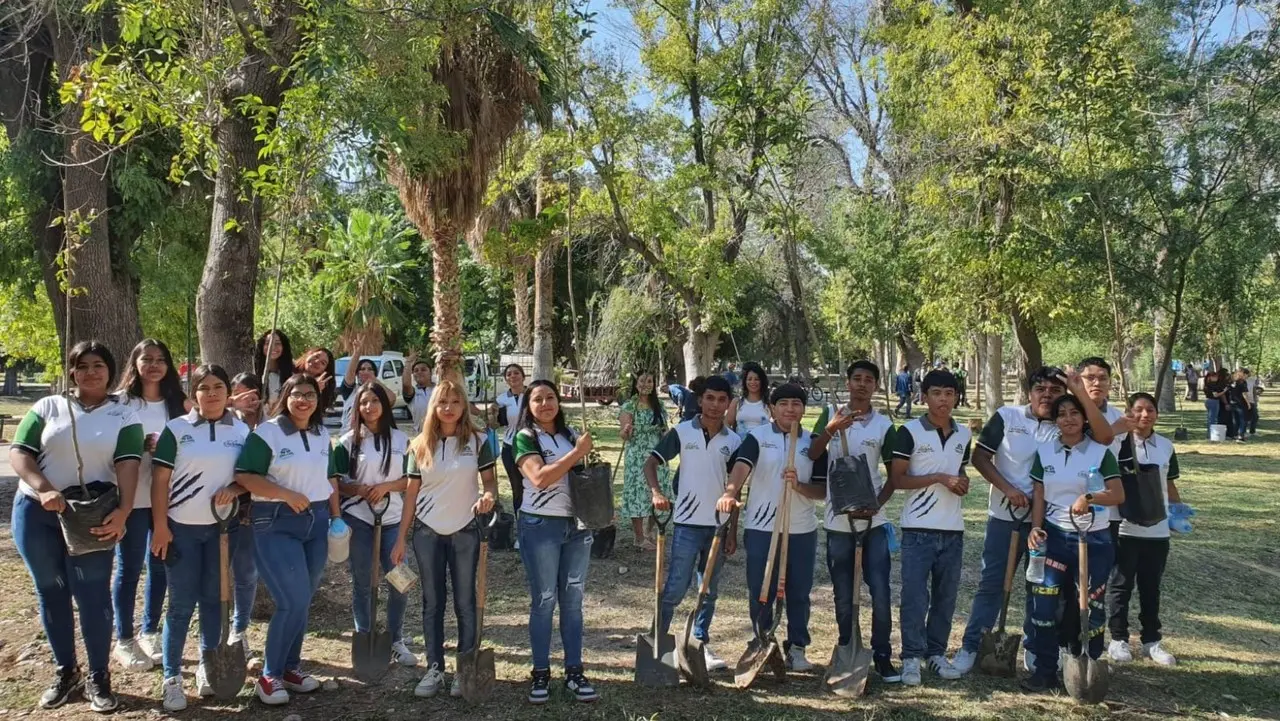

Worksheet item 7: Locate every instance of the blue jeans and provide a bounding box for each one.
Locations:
[895,393,912,418]
[1232,405,1248,438]
[960,516,1033,653]
[113,507,167,640]
[899,529,963,660]
[343,514,406,643]
[744,528,817,649]
[12,489,116,673]
[411,520,480,669]
[252,501,330,679]
[162,520,234,678]
[826,526,893,659]
[230,519,257,635]
[518,514,592,670]
[1205,398,1220,432]
[658,524,727,641]
[1027,526,1113,676]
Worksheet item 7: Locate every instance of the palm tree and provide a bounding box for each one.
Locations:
[387,9,551,380]
[313,208,417,353]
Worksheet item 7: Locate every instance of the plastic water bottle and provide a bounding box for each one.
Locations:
[1087,466,1106,514]
[884,522,900,554]
[1026,546,1046,584]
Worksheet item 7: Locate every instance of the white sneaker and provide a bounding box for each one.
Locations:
[139,632,163,663]
[787,645,813,671]
[928,655,962,680]
[902,658,922,686]
[1023,648,1037,673]
[1142,641,1176,666]
[161,676,187,712]
[195,663,213,697]
[703,645,727,672]
[950,648,977,676]
[391,640,419,667]
[255,676,289,705]
[114,639,154,670]
[450,675,463,698]
[1109,640,1133,663]
[415,665,445,698]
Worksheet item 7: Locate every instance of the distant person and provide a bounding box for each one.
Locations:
[1202,369,1227,438]
[1244,369,1263,436]
[955,366,969,407]
[1228,370,1252,443]
[894,365,913,419]
[668,377,706,423]
[722,363,740,392]
[726,362,770,436]
[1184,364,1198,401]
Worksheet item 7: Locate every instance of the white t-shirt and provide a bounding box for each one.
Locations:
[650,416,742,527]
[817,406,895,532]
[734,423,826,535]
[13,395,143,499]
[407,385,434,433]
[1030,437,1120,534]
[1117,432,1180,539]
[892,416,973,532]
[118,397,172,510]
[513,426,579,518]
[1096,403,1127,522]
[335,427,409,526]
[407,433,498,535]
[152,410,251,525]
[496,390,524,445]
[975,405,1060,521]
[235,416,334,502]
[734,398,771,437]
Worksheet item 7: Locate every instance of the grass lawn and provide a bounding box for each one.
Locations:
[0,395,1276,720]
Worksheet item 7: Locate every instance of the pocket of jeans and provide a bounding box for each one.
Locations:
[520,514,546,528]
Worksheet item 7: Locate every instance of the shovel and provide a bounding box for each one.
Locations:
[351,496,393,683]
[1063,510,1110,704]
[636,509,680,687]
[979,504,1031,677]
[825,516,873,697]
[677,512,730,688]
[458,511,497,703]
[202,497,247,699]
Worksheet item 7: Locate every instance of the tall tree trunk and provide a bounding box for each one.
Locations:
[895,326,926,372]
[532,246,555,381]
[783,237,811,380]
[430,223,462,379]
[984,332,1004,416]
[1120,339,1140,396]
[1010,304,1043,375]
[1153,257,1190,410]
[512,257,533,352]
[682,297,719,380]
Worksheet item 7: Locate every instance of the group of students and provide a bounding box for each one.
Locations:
[1200,367,1261,442]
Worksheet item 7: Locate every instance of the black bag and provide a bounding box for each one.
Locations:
[590,524,616,559]
[489,504,516,551]
[59,482,121,556]
[526,427,615,530]
[827,410,880,515]
[1119,435,1167,527]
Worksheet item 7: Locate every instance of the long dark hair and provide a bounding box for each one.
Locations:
[519,379,573,443]
[349,382,395,478]
[628,370,666,428]
[269,373,325,428]
[116,338,187,419]
[1051,394,1090,437]
[253,330,294,396]
[741,361,769,402]
[67,340,118,389]
[295,346,336,409]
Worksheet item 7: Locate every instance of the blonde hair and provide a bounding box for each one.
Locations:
[410,379,477,471]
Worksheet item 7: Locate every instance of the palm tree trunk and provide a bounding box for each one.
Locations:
[513,257,533,352]
[532,245,555,381]
[430,223,463,380]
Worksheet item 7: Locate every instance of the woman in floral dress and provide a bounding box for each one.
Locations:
[619,371,671,550]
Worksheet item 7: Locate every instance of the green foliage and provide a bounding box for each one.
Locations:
[311,208,417,347]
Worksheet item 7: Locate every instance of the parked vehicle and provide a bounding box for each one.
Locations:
[326,352,410,426]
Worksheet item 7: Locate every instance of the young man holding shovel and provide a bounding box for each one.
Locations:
[808,360,900,683]
[718,384,828,672]
[647,376,742,673]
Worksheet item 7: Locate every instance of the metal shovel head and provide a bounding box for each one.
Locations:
[202,635,247,699]
[977,629,1022,677]
[456,646,496,703]
[734,635,782,688]
[677,615,709,687]
[1063,650,1111,704]
[825,640,872,697]
[635,631,681,687]
[351,627,393,683]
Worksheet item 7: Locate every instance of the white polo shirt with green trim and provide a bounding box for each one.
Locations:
[13,394,144,500]
[407,433,497,535]
[813,405,895,532]
[975,404,1060,521]
[116,396,171,510]
[496,390,523,445]
[892,416,973,532]
[235,416,335,503]
[406,386,433,434]
[152,410,250,525]
[512,426,578,518]
[650,415,742,527]
[734,423,827,535]
[1030,437,1120,534]
[334,427,409,526]
[1117,432,1180,540]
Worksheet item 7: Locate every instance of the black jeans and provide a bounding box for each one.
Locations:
[1107,536,1170,643]
[1248,405,1259,434]
[501,443,524,513]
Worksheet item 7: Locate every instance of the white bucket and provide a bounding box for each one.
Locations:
[1209,424,1227,442]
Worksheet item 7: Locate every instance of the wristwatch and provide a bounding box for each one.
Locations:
[1085,493,1095,503]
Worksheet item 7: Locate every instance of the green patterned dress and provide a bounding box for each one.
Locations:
[620,398,672,518]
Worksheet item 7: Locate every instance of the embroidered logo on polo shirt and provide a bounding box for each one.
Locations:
[684,442,700,451]
[719,446,732,456]
[862,439,878,449]
[224,440,243,449]
[917,444,936,453]
[1044,465,1056,474]
[761,442,779,450]
[107,408,127,418]
[279,448,295,460]
[1009,426,1029,435]
[954,445,964,454]
[179,434,195,446]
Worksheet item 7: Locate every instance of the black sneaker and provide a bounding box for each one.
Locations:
[86,670,118,713]
[564,665,599,703]
[39,666,82,709]
[528,668,551,705]
[875,657,902,683]
[1020,672,1061,693]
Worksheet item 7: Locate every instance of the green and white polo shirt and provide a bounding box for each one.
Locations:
[1117,432,1180,539]
[734,423,827,535]
[1030,437,1120,534]
[812,405,895,533]
[1093,403,1127,522]
[496,390,523,445]
[235,416,335,503]
[650,415,742,527]
[513,426,579,518]
[406,386,434,434]
[975,404,1060,521]
[334,427,410,526]
[13,394,144,500]
[117,396,172,510]
[152,410,250,525]
[892,416,973,532]
[407,432,497,535]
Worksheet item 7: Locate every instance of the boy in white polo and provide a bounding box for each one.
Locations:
[890,369,971,686]
[647,375,741,672]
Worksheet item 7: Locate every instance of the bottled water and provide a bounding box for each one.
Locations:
[1026,546,1046,584]
[884,522,900,554]
[1087,466,1106,514]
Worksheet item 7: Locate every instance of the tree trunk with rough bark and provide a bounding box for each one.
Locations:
[429,223,463,380]
[512,256,533,351]
[895,327,926,372]
[1011,304,1042,376]
[1153,257,1190,411]
[532,246,555,381]
[682,298,720,381]
[984,332,1004,416]
[784,237,812,381]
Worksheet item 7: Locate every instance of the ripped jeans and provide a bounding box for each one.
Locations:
[518,514,592,670]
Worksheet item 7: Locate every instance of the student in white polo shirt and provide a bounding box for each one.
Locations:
[719,383,828,672]
[1106,393,1181,667]
[647,375,741,672]
[234,373,340,706]
[808,360,900,683]
[148,364,251,711]
[491,363,527,526]
[390,379,498,698]
[10,341,143,713]
[333,382,416,669]
[400,351,435,433]
[1077,357,1125,540]
[890,369,972,686]
[1022,394,1124,693]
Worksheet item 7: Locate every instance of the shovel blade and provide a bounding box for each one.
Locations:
[824,642,872,697]
[201,643,247,700]
[677,613,710,688]
[351,629,394,683]
[634,633,681,687]
[1063,652,1111,704]
[457,647,496,703]
[977,630,1022,677]
[734,637,782,689]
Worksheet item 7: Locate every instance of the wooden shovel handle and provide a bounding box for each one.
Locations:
[1077,533,1089,645]
[697,535,722,597]
[219,530,231,603]
[757,514,782,604]
[654,531,665,659]
[776,424,798,598]
[476,538,489,639]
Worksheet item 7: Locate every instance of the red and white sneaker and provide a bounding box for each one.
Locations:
[282,669,320,693]
[256,676,289,706]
